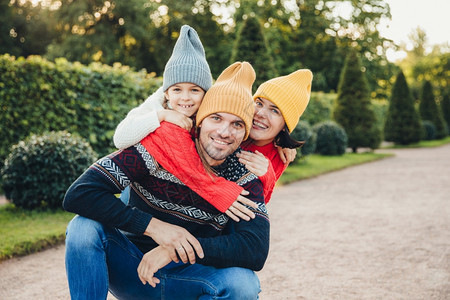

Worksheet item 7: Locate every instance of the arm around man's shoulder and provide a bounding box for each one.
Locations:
[113,87,165,149]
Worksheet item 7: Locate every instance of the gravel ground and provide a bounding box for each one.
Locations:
[0,145,449,300]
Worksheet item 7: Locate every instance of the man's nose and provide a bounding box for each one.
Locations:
[216,123,231,138]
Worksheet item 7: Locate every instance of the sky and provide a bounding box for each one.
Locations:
[378,0,450,61]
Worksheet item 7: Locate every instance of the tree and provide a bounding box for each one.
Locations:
[333,49,381,152]
[384,71,422,144]
[0,1,54,57]
[419,80,448,139]
[230,15,277,90]
[441,93,450,133]
[46,0,158,70]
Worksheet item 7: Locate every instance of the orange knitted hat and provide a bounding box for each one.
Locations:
[196,62,256,139]
[253,69,313,132]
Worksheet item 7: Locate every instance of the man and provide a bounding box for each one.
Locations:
[63,62,269,299]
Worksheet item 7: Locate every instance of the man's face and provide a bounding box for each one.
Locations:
[198,112,246,166]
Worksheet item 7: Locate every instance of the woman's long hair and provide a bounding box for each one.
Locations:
[274,125,305,149]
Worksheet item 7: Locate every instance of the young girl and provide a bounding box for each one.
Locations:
[116,60,313,209]
[114,25,260,221]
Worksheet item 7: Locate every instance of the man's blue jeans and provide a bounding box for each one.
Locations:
[65,216,261,299]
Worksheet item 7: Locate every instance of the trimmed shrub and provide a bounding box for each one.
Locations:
[230,16,278,91]
[1,131,97,210]
[421,120,436,141]
[290,121,316,159]
[441,93,450,134]
[419,80,448,139]
[313,121,348,156]
[384,70,422,145]
[0,54,161,168]
[301,92,336,126]
[333,49,381,152]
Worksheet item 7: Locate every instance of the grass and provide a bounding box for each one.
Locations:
[382,136,450,149]
[279,152,393,185]
[0,204,74,261]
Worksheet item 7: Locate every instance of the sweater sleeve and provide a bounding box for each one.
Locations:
[113,87,165,149]
[197,179,270,271]
[258,161,276,204]
[63,148,153,235]
[140,123,244,213]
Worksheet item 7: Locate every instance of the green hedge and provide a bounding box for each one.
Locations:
[0,54,162,167]
[301,92,336,126]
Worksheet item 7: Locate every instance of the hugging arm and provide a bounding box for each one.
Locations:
[114,87,165,149]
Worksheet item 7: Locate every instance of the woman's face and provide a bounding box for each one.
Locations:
[249,97,286,146]
[164,83,205,117]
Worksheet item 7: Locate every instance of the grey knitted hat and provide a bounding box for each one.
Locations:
[162,25,213,92]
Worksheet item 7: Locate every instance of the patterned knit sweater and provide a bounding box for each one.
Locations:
[63,139,270,271]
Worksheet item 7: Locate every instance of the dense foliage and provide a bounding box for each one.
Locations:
[230,15,278,90]
[1,131,97,210]
[300,92,336,126]
[290,121,316,159]
[0,0,400,95]
[333,49,382,152]
[0,54,161,166]
[313,121,348,156]
[421,120,436,141]
[419,80,448,139]
[384,71,422,145]
[441,93,450,132]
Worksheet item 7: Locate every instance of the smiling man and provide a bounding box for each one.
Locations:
[63,62,269,299]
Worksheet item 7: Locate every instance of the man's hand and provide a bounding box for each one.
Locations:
[137,246,171,287]
[276,146,297,164]
[224,190,258,222]
[157,110,193,131]
[144,218,204,264]
[237,150,269,177]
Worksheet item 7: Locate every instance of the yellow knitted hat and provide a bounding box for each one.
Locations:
[196,62,256,140]
[253,69,313,133]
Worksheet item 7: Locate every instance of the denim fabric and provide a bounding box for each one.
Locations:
[65,216,260,300]
[119,186,130,205]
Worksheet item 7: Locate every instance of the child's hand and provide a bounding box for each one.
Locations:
[158,110,193,131]
[276,146,297,164]
[237,150,269,177]
[225,190,258,222]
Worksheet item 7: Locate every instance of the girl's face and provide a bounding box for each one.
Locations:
[164,83,205,117]
[249,97,286,146]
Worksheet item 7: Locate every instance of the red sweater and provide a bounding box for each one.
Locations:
[141,123,282,212]
[242,141,287,202]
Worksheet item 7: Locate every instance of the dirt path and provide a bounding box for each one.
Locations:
[1,145,449,299]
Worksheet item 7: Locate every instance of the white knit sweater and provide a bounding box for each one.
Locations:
[113,87,165,149]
